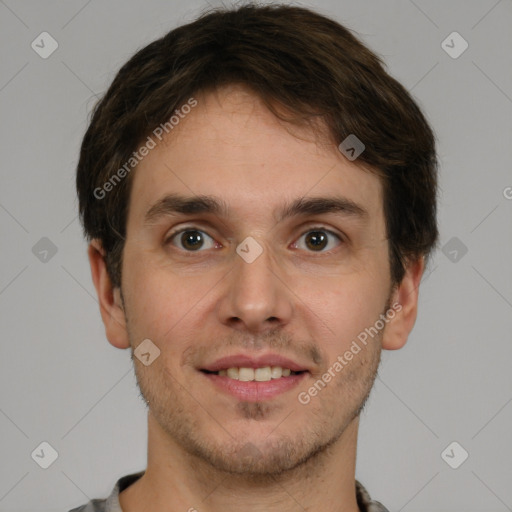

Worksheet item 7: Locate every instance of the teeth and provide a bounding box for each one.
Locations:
[255,367,272,381]
[271,366,282,379]
[216,366,297,381]
[226,367,239,380]
[239,367,254,381]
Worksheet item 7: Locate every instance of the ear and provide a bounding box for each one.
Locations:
[87,239,130,349]
[381,256,425,351]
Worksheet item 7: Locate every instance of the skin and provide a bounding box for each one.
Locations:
[88,84,424,512]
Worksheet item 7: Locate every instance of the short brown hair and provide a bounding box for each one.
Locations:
[76,3,438,288]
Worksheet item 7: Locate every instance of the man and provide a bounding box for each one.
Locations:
[71,3,438,511]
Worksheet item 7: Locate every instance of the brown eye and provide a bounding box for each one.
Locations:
[180,230,204,250]
[294,229,342,252]
[304,231,328,251]
[167,229,216,251]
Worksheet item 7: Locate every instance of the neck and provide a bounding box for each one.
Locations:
[119,411,361,512]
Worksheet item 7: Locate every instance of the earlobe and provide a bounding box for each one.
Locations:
[87,239,130,350]
[381,257,425,351]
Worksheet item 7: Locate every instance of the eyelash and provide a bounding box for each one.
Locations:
[164,226,344,254]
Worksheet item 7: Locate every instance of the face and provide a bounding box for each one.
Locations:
[110,85,399,475]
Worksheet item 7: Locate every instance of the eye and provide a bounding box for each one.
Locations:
[165,228,218,251]
[293,228,343,252]
[164,226,343,253]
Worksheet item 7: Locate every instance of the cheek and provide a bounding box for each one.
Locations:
[122,260,187,337]
[123,255,222,352]
[297,272,388,353]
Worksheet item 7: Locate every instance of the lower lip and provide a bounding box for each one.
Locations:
[200,371,308,401]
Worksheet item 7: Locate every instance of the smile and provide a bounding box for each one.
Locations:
[202,366,303,381]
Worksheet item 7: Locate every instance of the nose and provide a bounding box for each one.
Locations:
[216,240,294,334]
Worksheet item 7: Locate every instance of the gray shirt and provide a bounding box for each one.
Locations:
[68,471,390,512]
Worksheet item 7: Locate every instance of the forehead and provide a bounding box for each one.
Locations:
[128,85,383,230]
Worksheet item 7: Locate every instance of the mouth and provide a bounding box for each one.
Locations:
[200,366,305,381]
[198,354,310,401]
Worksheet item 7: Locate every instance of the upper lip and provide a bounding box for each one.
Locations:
[200,353,310,372]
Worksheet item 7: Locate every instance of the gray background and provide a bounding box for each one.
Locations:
[1,0,511,511]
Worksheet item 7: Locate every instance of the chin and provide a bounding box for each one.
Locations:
[180,418,346,479]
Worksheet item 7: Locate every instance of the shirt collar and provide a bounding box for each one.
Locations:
[104,471,389,512]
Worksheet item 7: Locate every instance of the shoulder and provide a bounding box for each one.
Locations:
[355,480,390,512]
[67,471,144,512]
[67,498,108,512]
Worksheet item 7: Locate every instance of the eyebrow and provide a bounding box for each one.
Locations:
[144,193,369,225]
